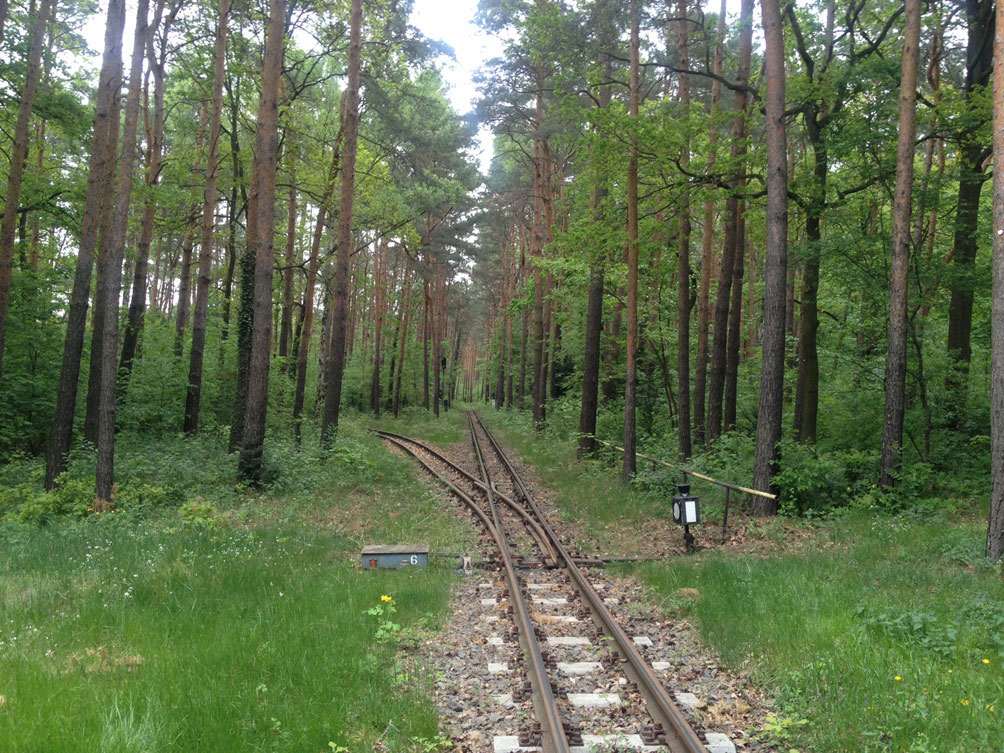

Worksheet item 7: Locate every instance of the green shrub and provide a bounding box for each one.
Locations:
[179,498,221,530]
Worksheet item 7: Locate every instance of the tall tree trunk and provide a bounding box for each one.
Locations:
[238,0,284,480]
[693,0,726,448]
[518,306,528,409]
[422,281,430,409]
[173,102,208,358]
[83,86,122,447]
[793,135,826,442]
[622,0,640,482]
[229,151,258,452]
[676,0,692,459]
[220,79,245,353]
[278,148,297,361]
[987,0,1004,563]
[578,268,603,456]
[184,0,229,436]
[96,0,149,501]
[945,0,994,400]
[44,0,124,489]
[880,0,920,488]
[751,0,788,510]
[370,240,387,415]
[393,267,412,417]
[531,131,547,424]
[294,124,343,437]
[724,194,745,431]
[119,0,171,398]
[707,0,753,444]
[0,0,51,380]
[320,0,361,444]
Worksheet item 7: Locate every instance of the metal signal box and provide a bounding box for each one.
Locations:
[361,544,430,569]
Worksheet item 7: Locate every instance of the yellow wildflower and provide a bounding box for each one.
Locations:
[894,676,902,681]
[380,595,392,602]
[961,699,970,706]
[983,659,990,665]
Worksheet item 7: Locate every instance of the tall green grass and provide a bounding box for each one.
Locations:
[0,413,477,752]
[634,513,1004,752]
[0,520,454,751]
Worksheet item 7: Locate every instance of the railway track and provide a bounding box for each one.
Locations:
[376,413,723,753]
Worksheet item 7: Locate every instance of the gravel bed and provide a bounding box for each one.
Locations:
[388,431,780,753]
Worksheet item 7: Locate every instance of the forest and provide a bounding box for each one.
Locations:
[2,0,1004,750]
[1,0,1001,558]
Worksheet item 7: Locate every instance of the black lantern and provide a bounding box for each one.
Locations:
[672,483,700,551]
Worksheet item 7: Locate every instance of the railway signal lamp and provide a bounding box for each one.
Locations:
[672,483,700,552]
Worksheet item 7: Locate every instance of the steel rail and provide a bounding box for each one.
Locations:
[472,412,709,753]
[377,430,571,753]
[467,415,572,753]
[373,429,559,566]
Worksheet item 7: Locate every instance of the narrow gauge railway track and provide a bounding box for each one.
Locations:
[375,417,711,753]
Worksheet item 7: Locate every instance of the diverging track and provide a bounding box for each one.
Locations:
[376,413,714,753]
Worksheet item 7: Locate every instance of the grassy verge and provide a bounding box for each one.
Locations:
[635,514,1004,752]
[0,414,474,752]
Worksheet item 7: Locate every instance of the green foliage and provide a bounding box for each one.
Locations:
[178,498,220,530]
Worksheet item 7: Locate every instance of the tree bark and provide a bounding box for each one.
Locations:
[676,0,692,460]
[988,0,1004,563]
[96,0,149,501]
[278,149,297,361]
[119,0,171,397]
[945,0,994,398]
[707,0,753,445]
[173,102,209,358]
[229,151,258,453]
[725,195,745,432]
[320,0,361,444]
[622,0,640,482]
[238,0,284,480]
[0,0,51,380]
[879,0,920,488]
[370,240,387,415]
[751,0,787,510]
[82,84,122,447]
[44,0,124,489]
[393,267,412,417]
[694,0,726,448]
[294,123,343,437]
[184,0,229,436]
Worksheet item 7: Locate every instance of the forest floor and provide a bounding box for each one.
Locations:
[0,407,1002,752]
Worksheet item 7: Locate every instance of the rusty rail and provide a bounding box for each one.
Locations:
[473,413,708,753]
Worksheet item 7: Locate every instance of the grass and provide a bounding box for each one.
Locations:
[0,413,475,752]
[367,405,470,447]
[633,513,1004,752]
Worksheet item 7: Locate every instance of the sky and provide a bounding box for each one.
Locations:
[410,0,505,172]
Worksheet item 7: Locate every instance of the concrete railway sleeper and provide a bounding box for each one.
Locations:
[376,418,716,753]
